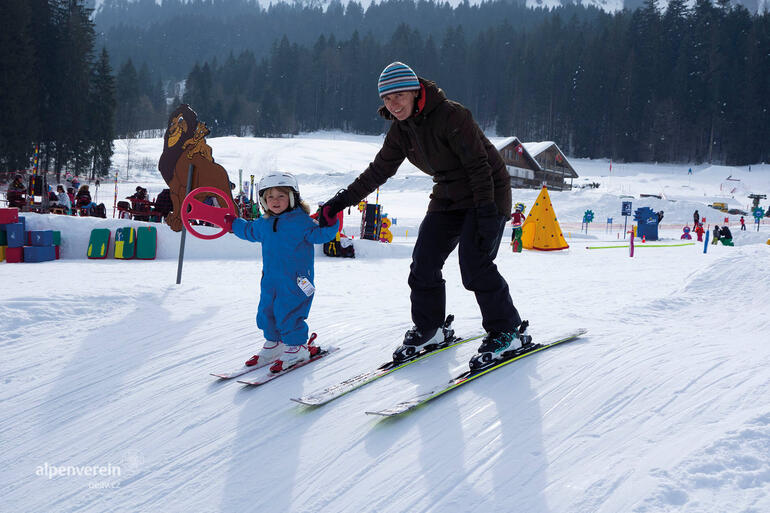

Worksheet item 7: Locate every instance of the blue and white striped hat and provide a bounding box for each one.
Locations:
[377,62,420,98]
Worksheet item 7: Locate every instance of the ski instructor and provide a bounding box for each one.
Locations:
[319,61,527,371]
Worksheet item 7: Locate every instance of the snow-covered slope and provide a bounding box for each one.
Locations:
[2,133,769,513]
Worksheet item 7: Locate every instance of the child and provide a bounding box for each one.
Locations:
[225,172,340,372]
[510,203,526,252]
[740,216,746,231]
[694,222,705,242]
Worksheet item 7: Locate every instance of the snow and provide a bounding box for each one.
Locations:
[2,132,769,513]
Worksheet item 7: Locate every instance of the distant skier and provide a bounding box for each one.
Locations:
[224,173,340,372]
[740,216,746,231]
[318,61,526,371]
[712,225,721,245]
[693,210,699,227]
[510,203,526,252]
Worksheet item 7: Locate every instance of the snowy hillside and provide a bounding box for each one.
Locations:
[2,133,769,513]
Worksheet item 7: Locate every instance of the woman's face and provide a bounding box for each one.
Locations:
[382,90,419,121]
[264,188,290,215]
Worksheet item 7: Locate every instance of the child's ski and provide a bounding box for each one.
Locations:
[237,347,340,386]
[212,333,320,379]
[210,363,270,380]
[290,334,482,406]
[365,328,587,417]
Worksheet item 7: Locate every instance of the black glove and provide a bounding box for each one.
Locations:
[475,202,502,254]
[319,189,351,227]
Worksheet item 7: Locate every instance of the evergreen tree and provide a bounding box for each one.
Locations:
[89,47,116,178]
[0,1,39,172]
[115,59,140,136]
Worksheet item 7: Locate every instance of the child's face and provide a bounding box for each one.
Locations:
[265,188,290,214]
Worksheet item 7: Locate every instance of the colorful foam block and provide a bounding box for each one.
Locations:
[55,245,60,259]
[0,207,19,224]
[114,227,137,259]
[136,226,157,260]
[0,229,6,246]
[28,230,54,246]
[24,245,56,263]
[87,228,111,259]
[53,231,61,246]
[0,245,5,262]
[6,246,23,263]
[5,223,25,248]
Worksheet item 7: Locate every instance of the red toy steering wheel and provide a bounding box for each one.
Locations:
[181,186,237,240]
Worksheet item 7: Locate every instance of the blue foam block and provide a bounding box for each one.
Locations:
[23,245,56,262]
[6,223,25,248]
[28,230,54,246]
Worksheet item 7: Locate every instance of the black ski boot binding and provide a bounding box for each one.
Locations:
[393,315,456,363]
[469,320,531,372]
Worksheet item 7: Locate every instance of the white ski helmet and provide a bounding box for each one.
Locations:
[258,172,299,211]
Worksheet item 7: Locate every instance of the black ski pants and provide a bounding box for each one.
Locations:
[408,209,521,334]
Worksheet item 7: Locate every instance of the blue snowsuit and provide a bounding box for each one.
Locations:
[232,208,339,346]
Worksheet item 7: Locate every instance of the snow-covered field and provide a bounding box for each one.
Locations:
[2,133,769,513]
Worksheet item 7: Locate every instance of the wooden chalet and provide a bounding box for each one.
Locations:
[495,137,578,191]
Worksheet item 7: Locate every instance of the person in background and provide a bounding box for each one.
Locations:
[740,216,746,231]
[154,188,173,221]
[318,61,525,372]
[75,184,96,211]
[128,186,151,221]
[719,225,734,246]
[694,222,705,242]
[47,185,58,203]
[56,184,71,213]
[712,225,721,245]
[6,175,27,208]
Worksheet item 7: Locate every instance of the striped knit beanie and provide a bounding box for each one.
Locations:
[377,62,420,98]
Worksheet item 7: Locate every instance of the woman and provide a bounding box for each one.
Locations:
[320,62,526,371]
[56,184,72,213]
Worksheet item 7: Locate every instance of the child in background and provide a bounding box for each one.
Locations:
[510,203,526,252]
[694,222,705,242]
[224,172,340,372]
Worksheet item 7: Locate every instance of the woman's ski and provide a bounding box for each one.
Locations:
[365,328,588,417]
[290,334,482,406]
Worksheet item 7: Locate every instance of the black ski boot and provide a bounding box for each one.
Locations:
[393,315,456,363]
[469,320,532,372]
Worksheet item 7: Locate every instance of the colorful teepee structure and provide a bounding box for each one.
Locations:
[521,186,569,251]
